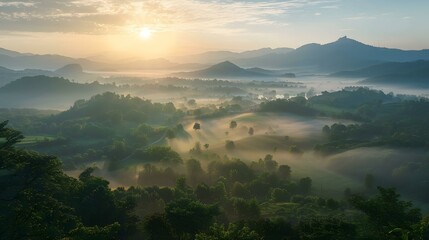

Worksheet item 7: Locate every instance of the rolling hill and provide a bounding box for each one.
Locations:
[332,60,429,87]
[0,64,99,87]
[0,66,52,86]
[0,76,116,109]
[173,61,294,79]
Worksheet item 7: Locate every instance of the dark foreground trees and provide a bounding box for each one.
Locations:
[350,187,426,239]
[1,121,429,240]
[0,121,135,239]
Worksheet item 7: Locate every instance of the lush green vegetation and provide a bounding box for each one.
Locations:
[1,121,428,239]
[2,86,429,239]
[260,96,318,116]
[257,88,429,153]
[315,97,429,154]
[1,92,186,170]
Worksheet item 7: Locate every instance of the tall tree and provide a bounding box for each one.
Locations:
[230,121,238,129]
[193,122,201,131]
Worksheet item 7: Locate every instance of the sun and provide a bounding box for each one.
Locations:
[139,27,153,40]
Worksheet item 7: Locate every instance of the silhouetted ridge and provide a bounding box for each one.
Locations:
[0,75,117,108]
[55,64,83,74]
[333,60,429,87]
[206,61,243,72]
[0,75,75,93]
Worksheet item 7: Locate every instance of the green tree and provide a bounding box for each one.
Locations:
[248,127,254,136]
[278,165,291,181]
[230,121,238,129]
[0,121,80,239]
[190,142,202,155]
[193,122,201,131]
[230,198,260,221]
[204,143,210,150]
[271,188,290,202]
[350,187,422,239]
[69,223,121,240]
[165,198,219,236]
[365,173,375,192]
[298,217,356,240]
[195,223,262,240]
[298,177,312,195]
[186,159,205,187]
[263,154,278,172]
[225,140,236,150]
[142,215,174,240]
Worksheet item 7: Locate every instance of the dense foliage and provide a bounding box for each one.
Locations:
[1,121,428,239]
[260,96,318,116]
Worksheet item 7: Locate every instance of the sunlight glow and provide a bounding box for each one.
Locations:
[139,27,153,40]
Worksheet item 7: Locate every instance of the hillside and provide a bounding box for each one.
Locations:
[0,64,99,86]
[332,60,429,78]
[54,64,98,82]
[54,92,182,125]
[173,61,285,79]
[363,71,429,86]
[0,66,52,86]
[0,76,116,109]
[332,60,429,87]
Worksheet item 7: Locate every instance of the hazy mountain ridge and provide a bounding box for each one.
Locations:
[0,66,53,86]
[234,37,429,71]
[333,60,429,78]
[0,75,117,109]
[0,51,103,71]
[173,61,295,79]
[176,47,294,65]
[332,60,429,87]
[0,64,99,86]
[118,58,207,70]
[0,47,206,71]
[0,47,33,57]
[2,37,429,73]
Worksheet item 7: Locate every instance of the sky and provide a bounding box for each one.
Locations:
[0,0,428,59]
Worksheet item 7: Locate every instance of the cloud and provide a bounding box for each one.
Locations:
[0,0,341,34]
[345,14,376,21]
[321,5,339,9]
[0,2,35,7]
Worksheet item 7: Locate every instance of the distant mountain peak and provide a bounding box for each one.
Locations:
[210,61,241,70]
[217,60,236,66]
[0,47,26,57]
[331,36,365,46]
[55,64,83,74]
[173,60,278,78]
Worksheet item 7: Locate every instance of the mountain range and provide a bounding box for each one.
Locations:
[1,37,429,73]
[0,47,203,71]
[176,47,294,65]
[0,47,101,70]
[0,64,98,87]
[232,37,429,71]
